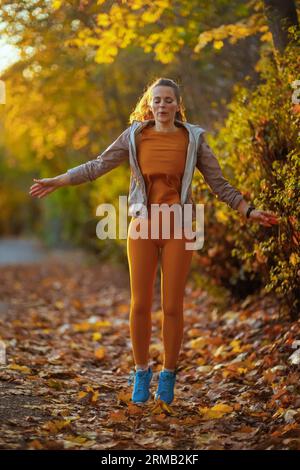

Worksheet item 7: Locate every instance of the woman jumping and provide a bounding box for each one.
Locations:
[29,77,279,405]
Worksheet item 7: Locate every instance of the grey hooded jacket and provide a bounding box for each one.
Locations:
[66,119,245,222]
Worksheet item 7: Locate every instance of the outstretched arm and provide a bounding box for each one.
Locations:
[29,173,71,198]
[29,126,131,199]
[66,126,131,185]
[236,198,279,227]
[196,134,279,227]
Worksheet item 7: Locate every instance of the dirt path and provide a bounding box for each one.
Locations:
[0,249,299,450]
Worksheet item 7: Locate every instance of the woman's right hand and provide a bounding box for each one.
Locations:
[29,174,70,199]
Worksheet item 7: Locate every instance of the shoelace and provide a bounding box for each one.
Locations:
[127,369,150,389]
[158,371,177,390]
[128,368,178,387]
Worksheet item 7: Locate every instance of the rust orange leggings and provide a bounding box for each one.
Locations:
[127,211,195,370]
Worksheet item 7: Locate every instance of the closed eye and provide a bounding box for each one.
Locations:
[154,99,173,103]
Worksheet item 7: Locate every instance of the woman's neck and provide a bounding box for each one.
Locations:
[152,122,179,133]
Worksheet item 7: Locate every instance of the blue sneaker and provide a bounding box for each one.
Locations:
[154,369,177,404]
[128,366,153,404]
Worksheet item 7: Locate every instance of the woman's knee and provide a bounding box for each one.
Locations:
[130,299,152,317]
[162,301,183,318]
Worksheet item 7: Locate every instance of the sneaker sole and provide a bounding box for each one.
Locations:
[132,391,153,404]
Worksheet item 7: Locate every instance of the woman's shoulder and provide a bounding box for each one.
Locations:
[182,121,206,131]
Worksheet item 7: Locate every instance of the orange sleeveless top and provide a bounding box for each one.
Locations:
[136,124,189,213]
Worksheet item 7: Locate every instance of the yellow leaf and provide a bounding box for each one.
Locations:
[189,337,206,349]
[215,209,229,223]
[199,403,234,419]
[213,344,226,357]
[272,407,285,419]
[259,25,269,32]
[74,322,91,332]
[43,419,71,433]
[212,403,234,413]
[9,364,32,374]
[52,0,62,10]
[213,40,224,50]
[73,320,111,333]
[141,9,163,23]
[91,390,99,403]
[261,32,272,42]
[92,332,102,341]
[230,339,243,353]
[196,357,207,366]
[156,0,170,8]
[161,401,174,415]
[94,320,111,328]
[151,399,176,416]
[290,253,299,266]
[94,347,106,360]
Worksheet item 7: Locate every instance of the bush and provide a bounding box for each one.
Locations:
[193,30,300,319]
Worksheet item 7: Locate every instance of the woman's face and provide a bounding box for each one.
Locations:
[149,85,180,124]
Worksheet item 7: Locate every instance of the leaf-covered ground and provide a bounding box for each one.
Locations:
[0,252,299,450]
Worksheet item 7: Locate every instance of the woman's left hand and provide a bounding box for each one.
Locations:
[248,209,280,227]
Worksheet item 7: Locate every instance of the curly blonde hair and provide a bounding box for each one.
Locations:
[129,77,187,124]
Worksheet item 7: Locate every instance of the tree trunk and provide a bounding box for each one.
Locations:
[263,0,299,53]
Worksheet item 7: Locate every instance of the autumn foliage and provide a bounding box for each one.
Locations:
[192,31,300,318]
